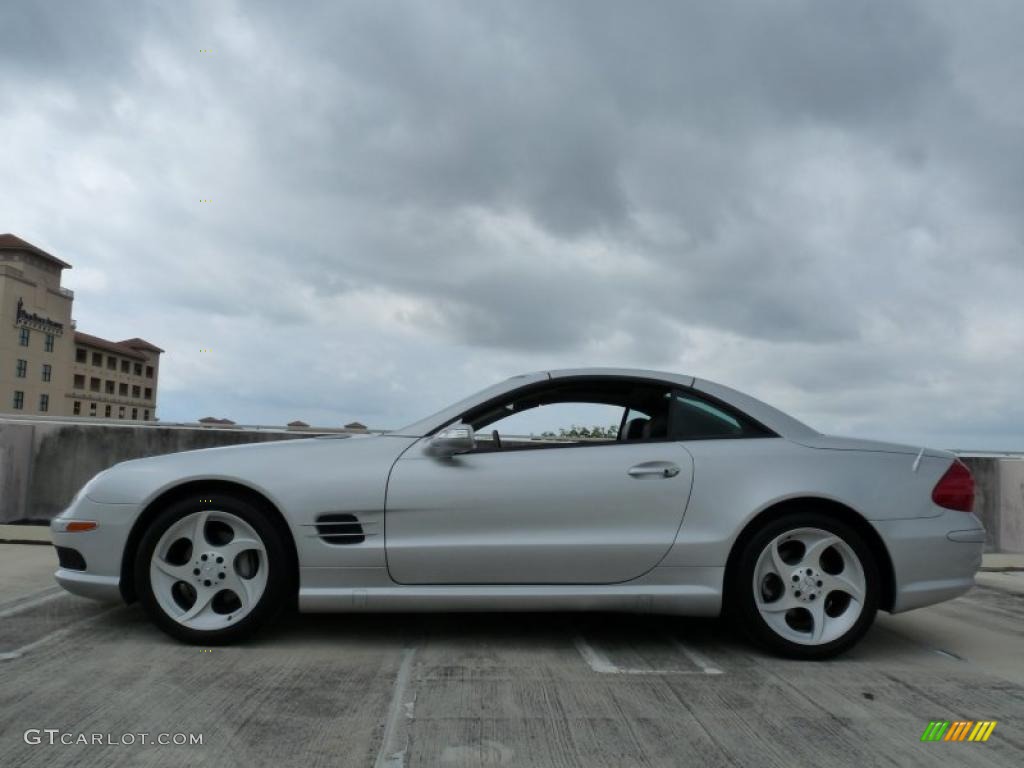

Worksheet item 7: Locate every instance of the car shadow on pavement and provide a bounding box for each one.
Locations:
[91,600,927,667]
[251,609,752,662]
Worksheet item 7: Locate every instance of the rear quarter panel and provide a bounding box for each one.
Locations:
[660,437,954,567]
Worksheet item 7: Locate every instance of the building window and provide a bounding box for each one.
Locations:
[74,374,85,389]
[132,408,138,420]
[13,391,24,410]
[133,362,142,376]
[89,402,97,415]
[119,382,128,396]
[132,385,141,398]
[19,327,30,346]
[146,365,154,378]
[105,405,112,418]
[42,364,52,382]
[107,356,117,370]
[39,394,49,412]
[73,401,81,415]
[118,406,125,419]
[144,387,152,400]
[92,352,102,366]
[76,348,87,363]
[105,380,115,394]
[45,334,55,352]
[90,377,100,392]
[144,409,150,420]
[121,360,130,373]
[16,359,27,378]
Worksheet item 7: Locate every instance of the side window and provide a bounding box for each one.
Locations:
[669,391,759,440]
[480,402,625,448]
[458,379,676,451]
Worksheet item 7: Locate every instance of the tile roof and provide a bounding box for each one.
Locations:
[74,331,148,361]
[119,337,165,354]
[0,234,73,269]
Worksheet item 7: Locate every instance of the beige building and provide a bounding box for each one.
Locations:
[1,234,163,420]
[70,333,163,421]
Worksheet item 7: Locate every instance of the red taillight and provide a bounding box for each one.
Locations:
[932,460,975,512]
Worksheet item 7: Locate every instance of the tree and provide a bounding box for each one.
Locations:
[540,424,619,440]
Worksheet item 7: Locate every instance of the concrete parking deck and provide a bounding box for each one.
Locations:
[1,542,1022,767]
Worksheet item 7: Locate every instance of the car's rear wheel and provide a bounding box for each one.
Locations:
[135,494,291,644]
[731,513,879,660]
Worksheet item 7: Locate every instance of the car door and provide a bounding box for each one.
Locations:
[384,385,695,584]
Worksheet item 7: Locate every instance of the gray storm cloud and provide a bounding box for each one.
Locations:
[0,0,1021,447]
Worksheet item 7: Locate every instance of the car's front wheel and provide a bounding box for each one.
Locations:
[731,513,879,660]
[134,494,292,644]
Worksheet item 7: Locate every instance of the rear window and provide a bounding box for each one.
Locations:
[669,391,770,440]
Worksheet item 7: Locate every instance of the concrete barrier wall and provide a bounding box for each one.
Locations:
[0,421,317,522]
[2,420,1022,553]
[961,457,1024,554]
[0,424,34,524]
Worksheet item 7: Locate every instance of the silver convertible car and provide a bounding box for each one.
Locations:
[51,369,984,659]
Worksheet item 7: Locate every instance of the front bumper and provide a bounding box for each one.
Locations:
[51,496,138,603]
[872,508,985,613]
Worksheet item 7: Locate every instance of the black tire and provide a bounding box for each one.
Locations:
[728,512,879,660]
[134,492,294,644]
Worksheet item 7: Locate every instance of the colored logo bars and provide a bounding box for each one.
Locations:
[921,721,997,742]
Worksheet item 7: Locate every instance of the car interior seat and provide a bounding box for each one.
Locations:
[622,417,649,440]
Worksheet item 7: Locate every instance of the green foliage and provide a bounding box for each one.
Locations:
[539,424,619,440]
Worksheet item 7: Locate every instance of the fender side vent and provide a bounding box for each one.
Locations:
[315,513,365,545]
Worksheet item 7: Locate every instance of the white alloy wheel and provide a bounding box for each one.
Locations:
[751,526,867,646]
[149,509,269,631]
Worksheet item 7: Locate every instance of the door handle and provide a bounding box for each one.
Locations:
[628,461,681,479]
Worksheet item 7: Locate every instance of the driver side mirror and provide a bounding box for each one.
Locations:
[428,423,476,457]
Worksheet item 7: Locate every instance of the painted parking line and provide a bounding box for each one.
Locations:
[669,636,724,675]
[573,634,724,675]
[0,586,64,619]
[0,605,122,661]
[374,646,418,768]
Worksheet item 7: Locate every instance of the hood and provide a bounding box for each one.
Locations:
[121,433,351,462]
[83,433,417,505]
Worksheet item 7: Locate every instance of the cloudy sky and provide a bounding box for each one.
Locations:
[2,0,1022,448]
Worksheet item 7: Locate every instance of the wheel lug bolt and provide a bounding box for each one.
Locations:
[792,575,799,581]
[218,572,225,579]
[817,581,822,587]
[193,568,200,575]
[795,590,801,597]
[216,556,223,564]
[204,580,211,587]
[806,568,812,575]
[809,594,816,600]
[201,555,208,562]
